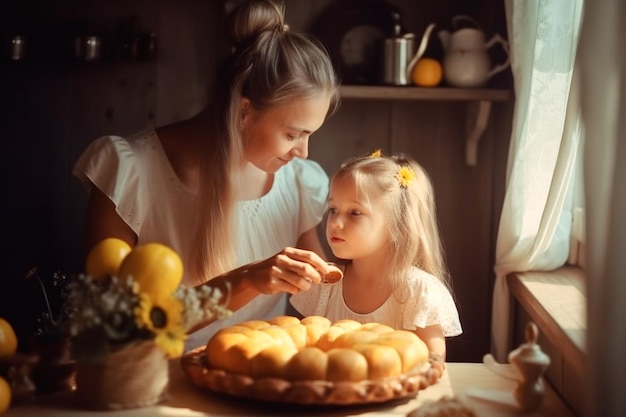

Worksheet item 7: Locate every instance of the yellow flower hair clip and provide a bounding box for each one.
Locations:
[396,166,415,188]
[370,149,382,158]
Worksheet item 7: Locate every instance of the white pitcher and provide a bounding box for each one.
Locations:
[439,16,510,88]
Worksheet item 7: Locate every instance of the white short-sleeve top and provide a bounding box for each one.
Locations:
[73,130,329,350]
[290,266,462,337]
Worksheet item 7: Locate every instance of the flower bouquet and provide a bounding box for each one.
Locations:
[64,238,231,410]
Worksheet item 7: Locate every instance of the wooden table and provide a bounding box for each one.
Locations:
[3,361,574,417]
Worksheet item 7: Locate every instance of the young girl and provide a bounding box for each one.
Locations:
[290,151,462,359]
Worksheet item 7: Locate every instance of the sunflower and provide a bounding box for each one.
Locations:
[135,293,186,358]
[396,166,416,188]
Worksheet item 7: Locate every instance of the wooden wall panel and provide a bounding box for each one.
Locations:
[393,101,496,361]
[310,100,392,170]
[0,0,213,345]
[155,0,216,126]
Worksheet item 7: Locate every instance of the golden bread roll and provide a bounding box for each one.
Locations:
[268,315,301,327]
[206,331,248,368]
[359,322,395,334]
[301,316,331,345]
[285,347,328,381]
[332,319,362,332]
[326,348,368,382]
[204,316,430,382]
[251,344,298,378]
[353,344,402,379]
[259,326,297,349]
[300,315,331,328]
[315,325,348,351]
[375,339,429,373]
[281,324,308,349]
[376,329,423,344]
[222,337,275,375]
[331,330,378,349]
[300,316,333,330]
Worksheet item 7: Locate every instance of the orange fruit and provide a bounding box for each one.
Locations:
[85,238,132,281]
[117,243,183,301]
[411,58,443,87]
[0,318,17,358]
[0,376,10,413]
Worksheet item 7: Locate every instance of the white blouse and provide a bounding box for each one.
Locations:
[290,266,463,337]
[73,130,329,350]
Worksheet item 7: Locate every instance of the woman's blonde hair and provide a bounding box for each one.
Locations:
[332,153,450,300]
[192,0,340,283]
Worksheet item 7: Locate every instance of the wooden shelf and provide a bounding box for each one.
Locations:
[339,86,512,101]
[339,86,513,166]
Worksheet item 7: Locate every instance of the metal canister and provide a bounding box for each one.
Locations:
[83,36,102,61]
[75,36,102,61]
[380,34,415,85]
[10,35,25,61]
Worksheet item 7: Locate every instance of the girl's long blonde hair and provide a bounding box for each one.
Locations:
[333,153,451,301]
[192,0,340,283]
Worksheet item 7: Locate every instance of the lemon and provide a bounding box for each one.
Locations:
[0,318,17,358]
[411,58,443,87]
[117,243,184,301]
[0,376,10,413]
[85,238,132,281]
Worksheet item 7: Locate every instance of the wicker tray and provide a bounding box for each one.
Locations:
[180,346,445,406]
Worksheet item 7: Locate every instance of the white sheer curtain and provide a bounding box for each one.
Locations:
[578,1,626,415]
[491,0,584,361]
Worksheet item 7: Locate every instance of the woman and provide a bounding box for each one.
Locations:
[73,0,340,349]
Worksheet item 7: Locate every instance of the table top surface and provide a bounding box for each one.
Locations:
[4,361,575,417]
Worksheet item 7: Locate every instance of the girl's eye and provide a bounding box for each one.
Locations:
[328,207,337,215]
[350,210,362,216]
[287,133,300,141]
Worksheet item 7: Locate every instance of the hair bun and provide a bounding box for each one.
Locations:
[228,0,286,49]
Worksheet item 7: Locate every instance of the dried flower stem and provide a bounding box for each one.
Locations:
[26,266,57,327]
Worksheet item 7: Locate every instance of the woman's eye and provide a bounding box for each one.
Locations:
[287,133,300,141]
[350,210,362,216]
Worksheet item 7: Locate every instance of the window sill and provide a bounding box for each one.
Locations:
[507,265,586,377]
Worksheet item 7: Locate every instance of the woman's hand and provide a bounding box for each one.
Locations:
[239,246,335,294]
[207,247,336,311]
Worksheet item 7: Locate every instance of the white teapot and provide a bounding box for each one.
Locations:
[439,16,510,87]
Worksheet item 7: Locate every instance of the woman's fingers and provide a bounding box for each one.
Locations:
[281,248,344,284]
[261,248,328,291]
[277,247,337,278]
[274,255,320,284]
[241,247,337,295]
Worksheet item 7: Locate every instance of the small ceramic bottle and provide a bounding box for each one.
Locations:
[508,322,551,411]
